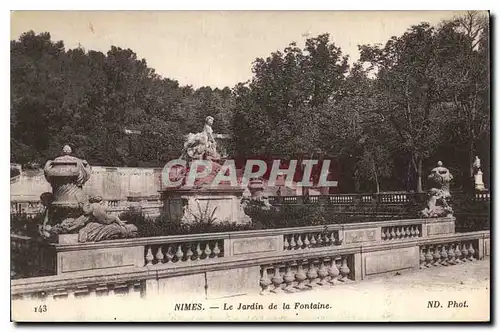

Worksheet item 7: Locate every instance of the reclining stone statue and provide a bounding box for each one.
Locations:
[39,193,138,243]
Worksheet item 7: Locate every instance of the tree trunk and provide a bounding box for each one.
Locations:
[468,139,475,178]
[416,158,423,193]
[372,157,380,194]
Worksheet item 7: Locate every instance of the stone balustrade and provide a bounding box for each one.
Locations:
[419,240,478,268]
[11,230,489,302]
[381,224,422,241]
[10,191,489,219]
[10,216,458,276]
[11,267,149,302]
[144,237,225,266]
[259,254,353,294]
[11,198,162,219]
[283,228,342,250]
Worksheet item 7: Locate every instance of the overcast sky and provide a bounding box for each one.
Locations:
[11,11,468,89]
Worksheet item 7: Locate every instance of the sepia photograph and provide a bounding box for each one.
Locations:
[9,9,491,322]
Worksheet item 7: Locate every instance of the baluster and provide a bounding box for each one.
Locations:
[195,243,203,261]
[317,233,323,246]
[212,242,221,258]
[395,227,401,239]
[440,245,449,266]
[410,226,416,238]
[420,247,426,269]
[330,232,336,244]
[145,246,154,266]
[185,245,194,261]
[284,236,290,250]
[204,242,212,258]
[270,265,284,293]
[297,235,304,249]
[317,259,329,286]
[165,245,174,263]
[290,235,297,249]
[175,245,184,262]
[454,243,462,264]
[311,234,318,246]
[339,257,350,282]
[390,227,396,240]
[294,260,308,290]
[400,227,406,238]
[415,227,420,237]
[447,244,456,265]
[425,246,434,267]
[306,259,318,288]
[461,243,469,262]
[328,257,340,285]
[155,246,164,264]
[259,266,272,295]
[433,246,442,266]
[468,243,476,261]
[381,230,386,241]
[323,232,330,245]
[107,285,115,297]
[384,228,390,240]
[304,234,310,248]
[283,262,296,293]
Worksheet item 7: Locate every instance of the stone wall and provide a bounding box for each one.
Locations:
[10,166,163,201]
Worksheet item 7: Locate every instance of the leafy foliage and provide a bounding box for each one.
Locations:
[11,11,490,192]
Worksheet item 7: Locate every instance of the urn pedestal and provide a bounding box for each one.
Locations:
[161,186,252,225]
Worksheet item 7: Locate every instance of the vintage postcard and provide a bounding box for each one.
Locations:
[10,10,491,322]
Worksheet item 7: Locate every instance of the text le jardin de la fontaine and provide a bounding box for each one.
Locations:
[174,302,331,311]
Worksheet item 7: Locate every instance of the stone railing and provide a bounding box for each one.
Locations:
[269,191,489,206]
[11,268,148,302]
[11,197,162,219]
[11,229,490,302]
[11,216,455,277]
[10,191,489,219]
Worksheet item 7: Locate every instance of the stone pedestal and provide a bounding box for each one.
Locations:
[161,186,252,225]
[475,170,486,191]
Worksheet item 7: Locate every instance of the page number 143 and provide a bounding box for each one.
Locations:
[34,305,47,313]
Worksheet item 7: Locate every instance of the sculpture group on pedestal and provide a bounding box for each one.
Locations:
[163,116,252,225]
[38,145,138,243]
[171,116,224,188]
[420,161,454,218]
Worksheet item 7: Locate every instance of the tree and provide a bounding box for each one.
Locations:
[360,23,446,192]
[434,11,490,189]
[233,34,349,160]
[10,31,238,167]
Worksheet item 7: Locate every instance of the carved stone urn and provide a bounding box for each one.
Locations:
[43,145,92,208]
[248,178,265,200]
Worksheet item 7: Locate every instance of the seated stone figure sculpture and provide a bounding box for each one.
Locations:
[180,116,221,162]
[176,115,224,187]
